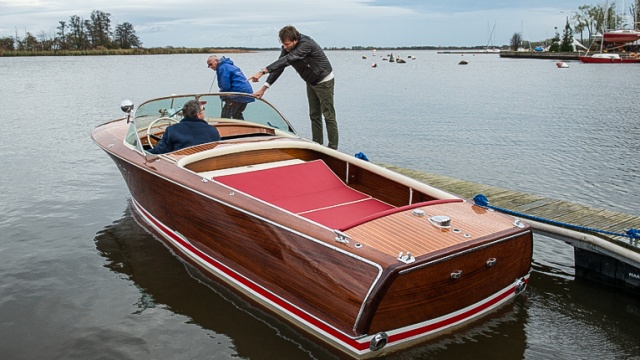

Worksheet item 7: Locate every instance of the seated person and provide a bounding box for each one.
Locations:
[148,100,220,154]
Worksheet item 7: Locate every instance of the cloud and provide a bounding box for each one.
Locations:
[0,0,603,47]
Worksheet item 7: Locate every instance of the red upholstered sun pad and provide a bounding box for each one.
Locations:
[214,160,368,210]
[272,186,369,213]
[213,159,394,227]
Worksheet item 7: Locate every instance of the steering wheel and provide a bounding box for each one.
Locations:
[146,117,179,148]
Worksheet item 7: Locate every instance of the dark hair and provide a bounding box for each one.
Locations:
[182,100,202,118]
[279,25,300,43]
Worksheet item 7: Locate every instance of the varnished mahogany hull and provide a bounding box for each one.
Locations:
[94,118,533,358]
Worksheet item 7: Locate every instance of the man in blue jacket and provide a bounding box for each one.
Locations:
[148,100,220,154]
[207,55,254,119]
[247,25,338,149]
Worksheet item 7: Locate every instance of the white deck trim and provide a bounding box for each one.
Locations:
[199,159,305,178]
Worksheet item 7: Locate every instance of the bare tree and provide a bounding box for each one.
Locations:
[114,22,142,49]
[67,15,89,50]
[573,5,594,43]
[17,31,37,51]
[56,21,68,50]
[0,37,14,51]
[632,1,640,29]
[36,30,54,51]
[87,10,112,48]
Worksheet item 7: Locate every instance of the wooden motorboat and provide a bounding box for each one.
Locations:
[92,93,533,358]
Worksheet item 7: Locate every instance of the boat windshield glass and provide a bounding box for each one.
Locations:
[127,93,296,146]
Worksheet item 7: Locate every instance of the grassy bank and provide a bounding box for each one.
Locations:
[0,47,264,57]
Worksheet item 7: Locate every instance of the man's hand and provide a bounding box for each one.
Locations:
[253,86,267,99]
[248,69,267,83]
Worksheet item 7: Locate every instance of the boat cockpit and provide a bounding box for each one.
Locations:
[121,93,299,152]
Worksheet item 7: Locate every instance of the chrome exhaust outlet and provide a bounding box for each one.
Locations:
[514,277,527,295]
[369,332,388,351]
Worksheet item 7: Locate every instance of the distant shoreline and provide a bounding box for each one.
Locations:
[1,46,508,57]
[0,48,265,57]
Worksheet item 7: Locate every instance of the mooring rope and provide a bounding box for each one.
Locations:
[473,194,640,240]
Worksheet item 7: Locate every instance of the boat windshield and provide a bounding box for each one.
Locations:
[125,93,296,146]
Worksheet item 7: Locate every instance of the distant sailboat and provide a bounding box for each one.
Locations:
[484,22,501,53]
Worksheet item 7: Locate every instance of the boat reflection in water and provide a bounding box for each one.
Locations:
[92,93,533,358]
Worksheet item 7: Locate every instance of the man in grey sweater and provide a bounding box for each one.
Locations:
[248,25,338,150]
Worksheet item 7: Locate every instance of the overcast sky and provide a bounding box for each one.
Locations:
[0,0,617,48]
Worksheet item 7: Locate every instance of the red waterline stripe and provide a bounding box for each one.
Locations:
[388,281,519,344]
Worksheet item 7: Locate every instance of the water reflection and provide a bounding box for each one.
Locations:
[94,202,334,359]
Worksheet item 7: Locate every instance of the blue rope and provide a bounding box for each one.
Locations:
[472,194,640,240]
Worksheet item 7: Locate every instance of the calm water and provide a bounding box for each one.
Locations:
[1,51,639,359]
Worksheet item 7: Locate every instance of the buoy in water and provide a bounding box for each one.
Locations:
[556,61,569,68]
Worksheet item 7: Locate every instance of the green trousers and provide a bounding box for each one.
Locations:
[306,78,338,149]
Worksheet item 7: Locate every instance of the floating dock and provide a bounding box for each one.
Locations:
[498,51,579,60]
[385,164,640,294]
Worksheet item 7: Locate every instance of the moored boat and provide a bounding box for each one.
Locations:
[579,52,640,63]
[600,29,640,44]
[92,92,533,358]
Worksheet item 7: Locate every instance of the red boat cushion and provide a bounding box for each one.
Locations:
[214,160,393,226]
[272,186,369,213]
[214,160,367,207]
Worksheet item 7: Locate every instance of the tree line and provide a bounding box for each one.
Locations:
[0,10,141,52]
[510,1,640,51]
